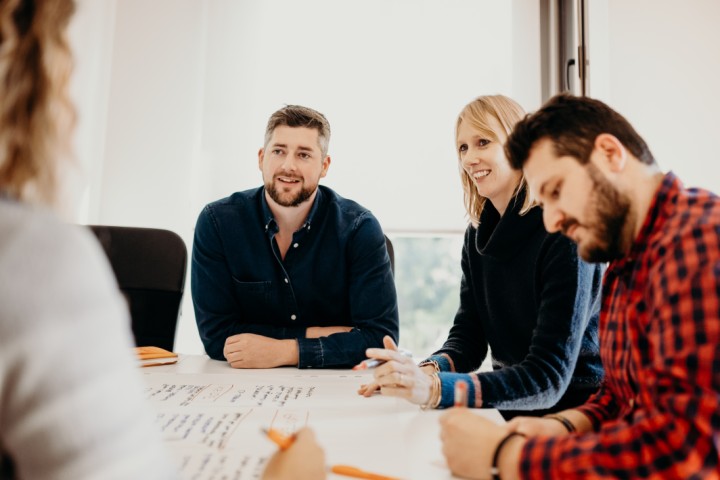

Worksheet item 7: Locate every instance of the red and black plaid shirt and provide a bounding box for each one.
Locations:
[520,173,720,479]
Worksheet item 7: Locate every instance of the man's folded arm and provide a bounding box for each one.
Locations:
[296,214,399,368]
[191,208,305,360]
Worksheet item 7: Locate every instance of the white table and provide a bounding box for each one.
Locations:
[142,355,505,480]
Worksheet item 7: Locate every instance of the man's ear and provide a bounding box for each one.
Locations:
[320,156,331,178]
[258,148,265,171]
[593,133,627,173]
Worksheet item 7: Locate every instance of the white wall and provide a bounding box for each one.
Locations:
[196,0,541,233]
[69,0,542,354]
[69,1,720,355]
[591,0,720,193]
[67,0,116,221]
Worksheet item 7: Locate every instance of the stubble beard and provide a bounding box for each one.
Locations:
[578,164,634,263]
[265,177,316,207]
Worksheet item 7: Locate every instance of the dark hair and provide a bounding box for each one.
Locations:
[264,105,331,157]
[0,0,76,206]
[505,93,654,170]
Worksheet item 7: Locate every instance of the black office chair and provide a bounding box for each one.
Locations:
[88,225,187,351]
[385,235,395,274]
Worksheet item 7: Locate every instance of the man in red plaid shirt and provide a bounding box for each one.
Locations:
[438,94,720,479]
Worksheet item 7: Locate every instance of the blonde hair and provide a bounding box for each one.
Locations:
[0,0,76,207]
[455,95,531,227]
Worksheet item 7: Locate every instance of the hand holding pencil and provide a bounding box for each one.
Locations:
[262,427,326,480]
[359,335,434,406]
[264,428,401,480]
[357,335,410,397]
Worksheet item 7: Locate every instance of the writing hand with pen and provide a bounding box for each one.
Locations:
[262,427,326,480]
[356,335,435,405]
[264,428,401,480]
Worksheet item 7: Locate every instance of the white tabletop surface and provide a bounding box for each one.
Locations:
[141,354,505,480]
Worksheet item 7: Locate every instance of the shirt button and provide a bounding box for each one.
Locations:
[293,243,299,248]
[284,278,289,283]
[290,314,297,320]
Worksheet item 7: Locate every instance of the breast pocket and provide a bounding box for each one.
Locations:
[232,279,272,306]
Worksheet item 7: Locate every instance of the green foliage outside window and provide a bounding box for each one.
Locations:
[389,234,464,358]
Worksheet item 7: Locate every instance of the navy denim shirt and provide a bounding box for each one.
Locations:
[191,185,399,368]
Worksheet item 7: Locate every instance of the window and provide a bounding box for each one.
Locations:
[390,233,463,358]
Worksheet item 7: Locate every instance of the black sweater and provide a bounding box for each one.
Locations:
[429,194,604,411]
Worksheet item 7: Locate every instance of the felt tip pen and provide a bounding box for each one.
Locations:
[352,349,413,370]
[454,380,468,408]
[262,428,295,450]
[331,464,403,480]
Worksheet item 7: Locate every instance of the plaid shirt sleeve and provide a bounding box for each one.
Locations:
[519,192,720,479]
[521,262,720,478]
[572,381,620,430]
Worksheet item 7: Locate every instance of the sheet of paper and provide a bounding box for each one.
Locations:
[141,368,503,479]
[143,373,389,409]
[172,447,269,480]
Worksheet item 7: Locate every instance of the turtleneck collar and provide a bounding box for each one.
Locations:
[474,190,543,260]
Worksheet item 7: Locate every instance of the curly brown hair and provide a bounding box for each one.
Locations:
[0,0,76,207]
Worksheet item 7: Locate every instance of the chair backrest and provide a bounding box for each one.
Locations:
[385,235,394,274]
[88,225,187,351]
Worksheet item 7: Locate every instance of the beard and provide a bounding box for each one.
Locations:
[569,164,634,263]
[265,175,316,207]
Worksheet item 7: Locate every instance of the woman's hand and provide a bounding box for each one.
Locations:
[357,380,381,396]
[357,357,435,397]
[364,336,432,405]
[262,428,326,480]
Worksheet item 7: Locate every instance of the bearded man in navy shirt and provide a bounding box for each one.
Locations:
[191,105,398,369]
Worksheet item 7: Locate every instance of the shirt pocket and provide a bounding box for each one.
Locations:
[231,279,272,305]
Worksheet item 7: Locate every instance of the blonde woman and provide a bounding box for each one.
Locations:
[361,95,603,418]
[0,1,323,478]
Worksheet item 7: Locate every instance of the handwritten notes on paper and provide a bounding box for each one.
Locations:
[157,411,250,449]
[143,373,371,409]
[174,449,268,480]
[141,372,381,479]
[142,360,505,480]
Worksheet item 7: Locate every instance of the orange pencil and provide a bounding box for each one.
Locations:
[264,430,403,479]
[454,380,468,408]
[331,464,402,480]
[262,428,296,451]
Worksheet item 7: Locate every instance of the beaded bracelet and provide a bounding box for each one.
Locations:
[545,414,576,433]
[490,432,527,480]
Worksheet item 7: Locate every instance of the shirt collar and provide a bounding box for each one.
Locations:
[260,186,324,234]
